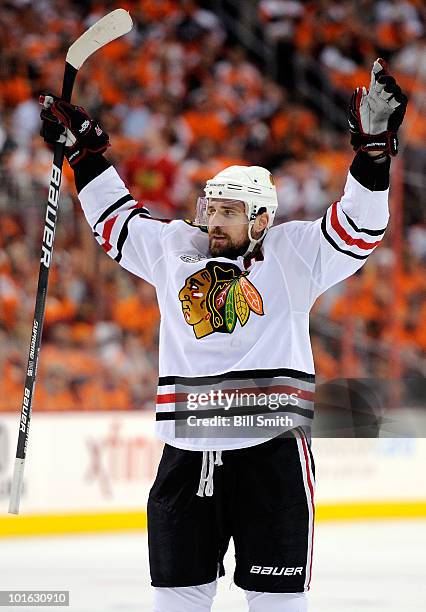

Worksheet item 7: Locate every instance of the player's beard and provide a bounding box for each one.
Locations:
[208,229,249,259]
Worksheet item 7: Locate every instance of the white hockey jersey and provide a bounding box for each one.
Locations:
[78,166,389,450]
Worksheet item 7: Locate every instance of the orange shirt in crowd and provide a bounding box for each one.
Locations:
[44,297,77,325]
[271,107,318,142]
[112,295,159,344]
[182,109,229,144]
[0,361,22,411]
[0,76,32,105]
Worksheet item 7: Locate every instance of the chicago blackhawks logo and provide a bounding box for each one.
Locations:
[178,262,264,339]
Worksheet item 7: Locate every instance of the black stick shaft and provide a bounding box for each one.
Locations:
[8,63,77,514]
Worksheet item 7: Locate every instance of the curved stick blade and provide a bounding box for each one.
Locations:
[66,8,133,70]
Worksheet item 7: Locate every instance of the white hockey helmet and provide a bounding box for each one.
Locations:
[196,165,278,255]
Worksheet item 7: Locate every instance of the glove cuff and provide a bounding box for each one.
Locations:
[66,141,110,167]
[350,151,391,191]
[351,131,399,156]
[73,153,111,193]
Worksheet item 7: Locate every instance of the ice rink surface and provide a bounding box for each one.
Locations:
[1,521,425,611]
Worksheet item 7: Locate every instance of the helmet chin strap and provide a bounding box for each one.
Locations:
[242,220,267,257]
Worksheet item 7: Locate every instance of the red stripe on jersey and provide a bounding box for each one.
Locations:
[157,393,176,404]
[130,202,147,211]
[101,215,118,253]
[330,202,381,250]
[101,203,147,253]
[156,385,314,404]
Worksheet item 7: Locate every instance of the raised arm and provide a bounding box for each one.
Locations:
[267,151,391,308]
[266,59,407,309]
[39,95,169,285]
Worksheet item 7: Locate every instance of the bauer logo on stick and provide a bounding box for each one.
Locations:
[40,163,61,268]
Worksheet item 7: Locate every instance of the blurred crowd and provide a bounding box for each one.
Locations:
[0,0,425,412]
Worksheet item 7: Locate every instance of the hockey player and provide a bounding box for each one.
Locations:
[40,59,406,612]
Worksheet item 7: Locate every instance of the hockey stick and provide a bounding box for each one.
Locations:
[8,9,133,515]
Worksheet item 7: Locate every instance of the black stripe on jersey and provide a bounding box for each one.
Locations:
[114,208,148,263]
[321,215,369,260]
[93,193,136,230]
[158,367,315,387]
[113,208,172,263]
[156,403,314,421]
[342,210,386,236]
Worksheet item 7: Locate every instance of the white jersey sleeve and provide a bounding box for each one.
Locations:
[266,170,389,309]
[78,165,168,285]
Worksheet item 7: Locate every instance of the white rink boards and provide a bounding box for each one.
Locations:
[1,412,425,522]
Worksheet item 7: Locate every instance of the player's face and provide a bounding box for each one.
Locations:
[206,200,250,258]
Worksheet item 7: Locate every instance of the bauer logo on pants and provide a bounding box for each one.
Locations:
[178,262,264,339]
[250,566,303,576]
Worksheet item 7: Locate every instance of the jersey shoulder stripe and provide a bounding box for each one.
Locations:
[321,215,369,260]
[330,201,382,250]
[321,199,385,260]
[114,206,150,262]
[342,209,386,236]
[94,193,135,229]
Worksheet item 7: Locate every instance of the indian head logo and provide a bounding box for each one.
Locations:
[178,262,264,339]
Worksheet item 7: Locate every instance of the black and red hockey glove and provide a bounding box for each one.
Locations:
[39,94,110,167]
[348,59,407,157]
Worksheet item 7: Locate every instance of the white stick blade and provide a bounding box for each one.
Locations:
[66,8,133,70]
[8,458,25,515]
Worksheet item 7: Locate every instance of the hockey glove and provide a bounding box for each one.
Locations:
[39,94,110,167]
[348,58,407,157]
